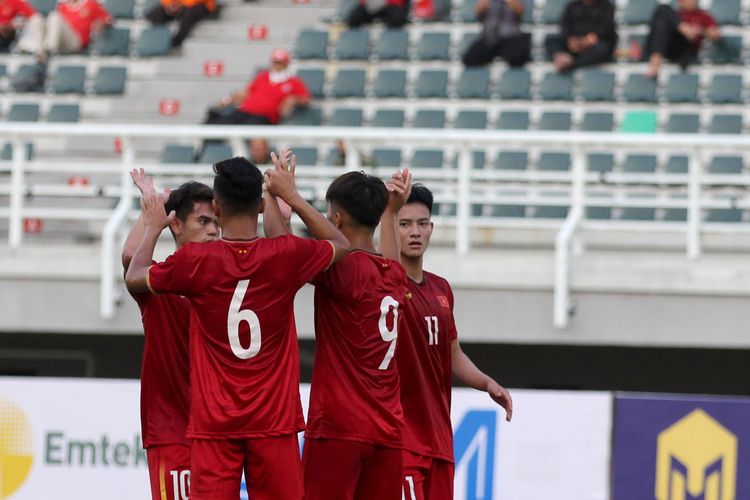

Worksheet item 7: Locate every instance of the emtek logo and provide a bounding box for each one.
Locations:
[0,399,33,499]
[656,408,737,500]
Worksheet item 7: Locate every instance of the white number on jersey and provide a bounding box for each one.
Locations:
[425,315,439,345]
[227,279,262,359]
[169,470,190,500]
[378,295,400,370]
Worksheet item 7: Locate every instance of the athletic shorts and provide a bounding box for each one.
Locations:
[147,444,191,500]
[190,434,303,500]
[302,437,402,500]
[402,450,454,500]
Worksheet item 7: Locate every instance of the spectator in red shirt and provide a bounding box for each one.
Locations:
[205,49,310,126]
[0,0,42,52]
[146,0,215,49]
[348,0,409,29]
[644,0,720,78]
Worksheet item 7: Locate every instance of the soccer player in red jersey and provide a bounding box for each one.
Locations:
[396,184,513,500]
[122,170,218,500]
[302,170,411,500]
[125,153,349,500]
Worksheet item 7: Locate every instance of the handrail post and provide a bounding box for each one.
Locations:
[687,147,701,259]
[344,140,360,172]
[456,146,471,256]
[8,137,25,248]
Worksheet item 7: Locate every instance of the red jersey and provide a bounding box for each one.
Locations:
[679,9,717,53]
[148,236,334,439]
[306,251,408,448]
[57,0,111,47]
[134,287,191,449]
[397,272,458,462]
[239,71,309,124]
[0,0,35,25]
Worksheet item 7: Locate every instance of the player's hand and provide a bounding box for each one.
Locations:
[140,190,174,230]
[385,168,412,213]
[487,380,513,422]
[265,149,298,201]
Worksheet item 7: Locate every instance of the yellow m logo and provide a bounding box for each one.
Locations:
[656,409,737,500]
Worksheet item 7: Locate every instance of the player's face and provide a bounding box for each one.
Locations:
[398,203,433,259]
[174,201,219,246]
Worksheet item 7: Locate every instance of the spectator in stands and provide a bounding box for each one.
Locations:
[462,0,530,67]
[249,138,272,165]
[548,0,616,72]
[643,0,720,78]
[204,49,310,126]
[0,0,43,53]
[146,0,215,49]
[347,0,409,29]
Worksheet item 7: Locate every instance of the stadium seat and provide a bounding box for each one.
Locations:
[332,69,366,98]
[0,143,33,160]
[459,0,477,22]
[425,0,452,21]
[664,73,698,103]
[624,0,657,25]
[586,192,613,220]
[623,74,657,103]
[541,0,566,23]
[282,107,322,126]
[706,74,742,104]
[373,69,407,98]
[495,151,528,170]
[665,113,700,134]
[453,150,486,169]
[334,29,369,60]
[11,63,46,93]
[435,203,457,216]
[92,67,127,95]
[496,69,531,100]
[160,144,195,163]
[663,195,688,221]
[539,72,573,101]
[325,147,346,166]
[580,112,614,132]
[491,203,526,218]
[538,152,571,171]
[104,0,134,18]
[294,29,328,60]
[135,27,171,57]
[459,32,480,56]
[371,109,404,128]
[47,103,80,123]
[496,110,529,130]
[705,209,742,223]
[374,30,409,60]
[329,107,363,127]
[7,103,39,122]
[709,0,740,25]
[50,65,86,94]
[297,68,325,98]
[620,110,657,133]
[371,148,402,167]
[0,64,6,77]
[29,0,55,14]
[412,109,446,128]
[415,69,448,98]
[198,143,233,164]
[457,68,490,99]
[665,155,688,173]
[708,114,742,134]
[533,203,569,219]
[587,153,614,173]
[707,36,742,64]
[579,70,615,102]
[93,27,130,56]
[619,195,656,221]
[454,110,487,129]
[622,154,657,173]
[289,146,318,166]
[416,32,450,61]
[707,156,743,174]
[411,149,444,168]
[538,111,571,131]
[337,0,358,20]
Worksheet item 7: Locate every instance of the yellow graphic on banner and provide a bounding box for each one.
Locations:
[656,408,737,500]
[0,399,33,498]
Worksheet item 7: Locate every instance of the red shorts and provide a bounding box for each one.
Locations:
[147,444,191,500]
[190,434,303,500]
[402,450,454,500]
[302,438,402,500]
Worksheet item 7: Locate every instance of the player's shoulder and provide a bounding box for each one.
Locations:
[424,270,452,292]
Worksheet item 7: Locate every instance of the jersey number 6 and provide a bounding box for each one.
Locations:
[227,279,262,359]
[378,296,399,370]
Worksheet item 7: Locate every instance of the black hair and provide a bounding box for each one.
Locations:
[326,171,388,229]
[406,184,433,214]
[165,181,214,222]
[212,157,263,215]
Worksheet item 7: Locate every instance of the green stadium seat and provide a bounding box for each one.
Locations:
[587,153,614,173]
[496,110,529,130]
[620,110,657,133]
[411,149,444,168]
[372,148,402,167]
[93,27,130,56]
[294,29,328,60]
[664,73,699,103]
[707,156,743,174]
[8,103,39,122]
[412,109,445,128]
[538,152,571,171]
[709,0,740,25]
[623,74,657,103]
[495,151,528,170]
[454,110,487,129]
[416,32,450,61]
[374,30,408,60]
[332,69,366,98]
[581,112,614,132]
[334,29,369,60]
[707,36,742,65]
[373,69,406,98]
[415,70,448,98]
[539,72,573,101]
[538,112,571,131]
[160,144,195,163]
[622,154,657,173]
[624,0,657,25]
[459,0,477,22]
[282,107,322,126]
[51,65,86,94]
[706,74,742,104]
[93,67,127,95]
[579,70,615,102]
[289,146,318,166]
[198,143,233,164]
[135,27,171,57]
[47,103,80,123]
[708,114,742,135]
[11,63,46,93]
[665,155,688,173]
[329,107,363,127]
[104,0,134,18]
[297,68,325,99]
[371,109,404,128]
[666,113,700,134]
[496,69,531,100]
[457,68,490,99]
[542,0,566,23]
[29,0,55,14]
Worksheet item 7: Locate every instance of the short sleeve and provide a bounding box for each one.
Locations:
[293,77,310,99]
[283,236,335,288]
[148,246,194,296]
[445,281,459,342]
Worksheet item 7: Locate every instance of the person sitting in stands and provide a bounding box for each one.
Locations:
[548,0,617,72]
[0,0,43,53]
[348,0,409,29]
[146,0,215,49]
[462,0,530,67]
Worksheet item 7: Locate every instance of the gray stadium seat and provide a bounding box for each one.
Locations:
[457,68,490,99]
[665,155,688,173]
[664,73,698,103]
[0,143,33,160]
[297,68,325,98]
[104,0,134,18]
[334,29,369,60]
[708,114,742,135]
[411,149,444,168]
[93,27,130,56]
[705,201,742,223]
[374,30,408,60]
[459,32,480,55]
[282,107,322,126]
[539,72,573,101]
[332,69,366,98]
[337,0,358,20]
[11,63,46,93]
[707,156,743,174]
[454,110,487,129]
[289,146,318,166]
[8,103,40,122]
[538,152,571,171]
[706,74,742,104]
[496,110,529,130]
[160,144,195,163]
[373,69,407,98]
[459,0,477,22]
[623,74,657,103]
[622,154,657,173]
[586,193,613,220]
[0,64,5,77]
[371,148,402,167]
[29,0,55,14]
[581,112,614,132]
[533,203,569,219]
[495,151,528,170]
[47,104,80,123]
[371,109,405,128]
[294,29,328,60]
[579,70,615,102]
[412,109,445,128]
[709,0,740,25]
[435,203,457,217]
[51,65,86,94]
[496,69,531,100]
[416,32,450,61]
[707,36,742,65]
[329,107,363,127]
[453,151,486,169]
[624,0,657,25]
[619,195,656,221]
[92,67,127,95]
[135,27,171,57]
[666,113,700,134]
[539,112,572,131]
[198,143,233,164]
[415,70,448,98]
[587,153,614,173]
[491,204,526,218]
[542,0,566,23]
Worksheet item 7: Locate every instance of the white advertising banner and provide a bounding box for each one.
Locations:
[0,378,611,500]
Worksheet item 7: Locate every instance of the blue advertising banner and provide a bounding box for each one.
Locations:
[612,393,750,500]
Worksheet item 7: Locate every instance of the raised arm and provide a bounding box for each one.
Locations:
[451,339,513,422]
[379,168,411,262]
[262,150,295,238]
[122,169,165,271]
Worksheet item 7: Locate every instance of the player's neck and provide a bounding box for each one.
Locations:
[219,216,259,241]
[344,228,377,254]
[402,256,424,283]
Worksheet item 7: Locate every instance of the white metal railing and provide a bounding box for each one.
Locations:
[2,123,750,326]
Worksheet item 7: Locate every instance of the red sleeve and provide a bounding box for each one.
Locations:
[17,0,37,18]
[147,246,196,296]
[703,11,717,28]
[248,72,265,94]
[94,0,112,24]
[292,77,310,99]
[445,280,458,342]
[283,235,334,287]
